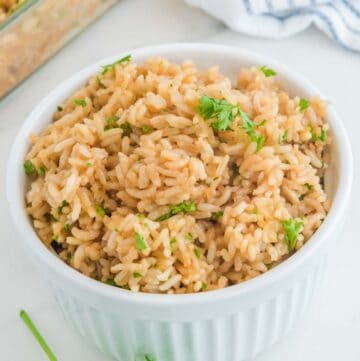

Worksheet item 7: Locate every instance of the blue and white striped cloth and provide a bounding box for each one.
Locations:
[185,0,360,52]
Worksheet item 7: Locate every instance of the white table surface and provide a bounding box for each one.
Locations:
[1,0,359,360]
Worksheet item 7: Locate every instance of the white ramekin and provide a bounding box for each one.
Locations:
[7,43,353,361]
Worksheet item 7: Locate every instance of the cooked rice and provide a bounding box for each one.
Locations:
[24,56,330,293]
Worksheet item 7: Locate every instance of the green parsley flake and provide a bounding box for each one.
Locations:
[201,282,208,291]
[101,54,131,75]
[95,204,109,217]
[260,65,277,77]
[57,200,69,215]
[106,279,116,286]
[120,122,132,137]
[304,183,313,190]
[24,160,37,175]
[133,272,142,278]
[19,310,57,361]
[170,237,177,245]
[104,115,120,131]
[299,98,310,112]
[156,201,196,222]
[194,248,201,258]
[51,234,59,242]
[38,166,48,176]
[135,232,147,251]
[141,125,152,134]
[279,130,288,144]
[73,99,87,107]
[144,355,155,361]
[281,218,304,251]
[212,211,224,221]
[240,110,265,151]
[96,75,105,88]
[85,162,93,167]
[185,232,193,240]
[63,223,71,233]
[309,125,327,142]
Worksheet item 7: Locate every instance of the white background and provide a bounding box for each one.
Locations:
[1,0,359,360]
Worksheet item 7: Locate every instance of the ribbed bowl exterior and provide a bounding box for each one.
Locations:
[51,258,325,361]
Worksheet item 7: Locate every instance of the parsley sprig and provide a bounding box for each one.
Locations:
[156,201,196,222]
[281,218,304,251]
[197,96,265,151]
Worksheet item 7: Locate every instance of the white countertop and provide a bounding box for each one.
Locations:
[1,0,359,360]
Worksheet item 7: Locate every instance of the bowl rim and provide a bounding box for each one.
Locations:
[6,42,353,306]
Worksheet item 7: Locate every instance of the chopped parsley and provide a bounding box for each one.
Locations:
[299,183,313,201]
[197,96,265,150]
[85,162,93,167]
[197,95,238,131]
[135,232,147,251]
[38,166,48,176]
[104,115,120,131]
[304,183,313,190]
[19,310,57,361]
[96,75,105,88]
[170,237,177,245]
[57,200,69,215]
[95,204,110,217]
[281,218,304,251]
[101,54,131,75]
[156,201,196,222]
[120,122,132,137]
[185,232,193,241]
[137,213,146,220]
[279,130,288,144]
[23,160,47,176]
[212,211,224,221]
[51,234,59,242]
[259,65,277,77]
[141,125,153,134]
[194,248,201,258]
[240,110,265,151]
[24,160,37,175]
[201,282,208,291]
[309,125,327,142]
[133,272,142,278]
[73,99,87,107]
[299,98,310,112]
[63,223,71,233]
[106,279,116,286]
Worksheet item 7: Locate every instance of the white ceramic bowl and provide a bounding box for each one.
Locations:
[7,43,353,361]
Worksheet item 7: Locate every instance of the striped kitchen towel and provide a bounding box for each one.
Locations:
[185,0,360,52]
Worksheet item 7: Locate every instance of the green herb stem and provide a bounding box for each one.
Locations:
[19,310,57,361]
